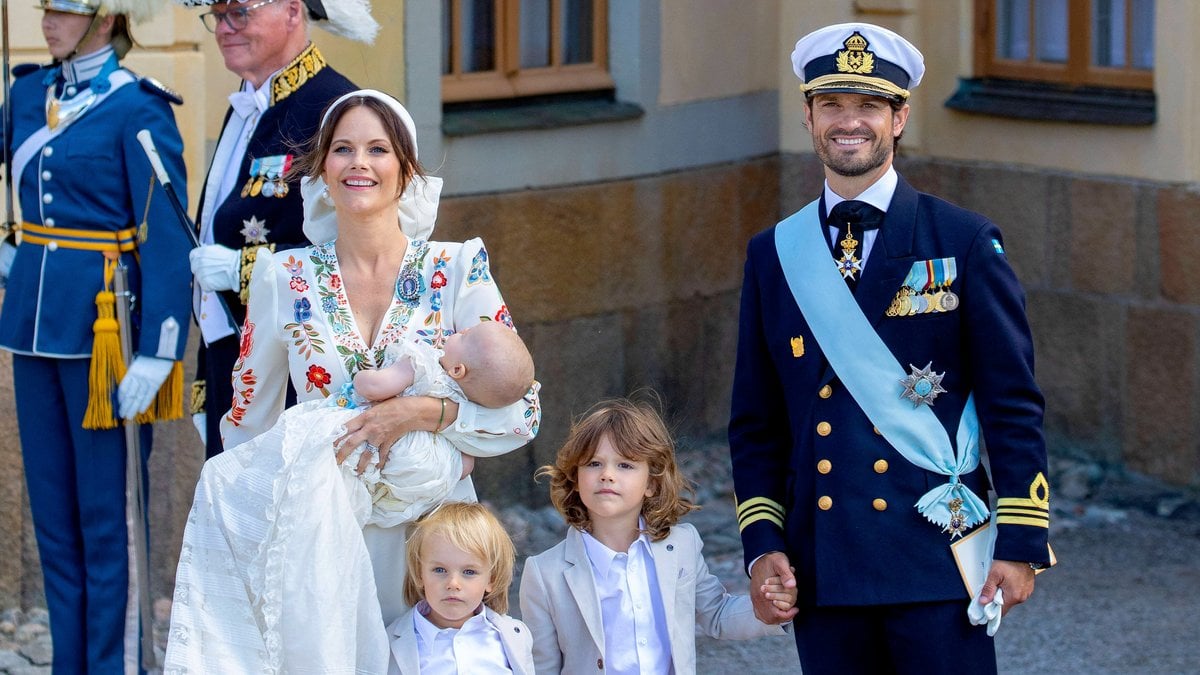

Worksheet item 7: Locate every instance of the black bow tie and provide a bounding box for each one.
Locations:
[827,200,885,230]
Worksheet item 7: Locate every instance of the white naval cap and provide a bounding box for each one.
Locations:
[791,22,925,102]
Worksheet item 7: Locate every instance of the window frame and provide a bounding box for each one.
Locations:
[973,0,1153,91]
[442,0,613,104]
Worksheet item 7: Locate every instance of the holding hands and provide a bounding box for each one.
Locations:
[750,551,799,624]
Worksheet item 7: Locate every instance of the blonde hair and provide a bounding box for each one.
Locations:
[403,502,516,614]
[456,322,534,408]
[536,397,697,541]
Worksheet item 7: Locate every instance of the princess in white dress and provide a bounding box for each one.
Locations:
[163,90,540,674]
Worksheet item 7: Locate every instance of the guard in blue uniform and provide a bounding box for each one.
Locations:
[173,0,375,457]
[0,1,190,672]
[729,23,1052,674]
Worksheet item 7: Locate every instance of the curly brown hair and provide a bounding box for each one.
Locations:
[536,397,697,541]
[402,502,516,614]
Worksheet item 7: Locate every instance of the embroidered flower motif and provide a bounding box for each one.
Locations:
[467,247,492,286]
[329,273,342,290]
[321,295,338,314]
[289,276,309,292]
[494,305,513,328]
[293,297,312,323]
[306,364,331,394]
[430,270,447,289]
[282,255,304,276]
[238,320,255,360]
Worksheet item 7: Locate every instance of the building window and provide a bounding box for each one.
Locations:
[947,0,1156,124]
[441,0,613,103]
[980,0,1153,89]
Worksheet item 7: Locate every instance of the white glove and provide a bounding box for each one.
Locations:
[118,356,175,419]
[0,240,17,288]
[192,412,207,446]
[968,586,1004,636]
[189,244,241,292]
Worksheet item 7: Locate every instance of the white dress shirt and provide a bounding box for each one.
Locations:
[410,601,514,674]
[823,165,899,273]
[582,529,673,674]
[194,75,274,342]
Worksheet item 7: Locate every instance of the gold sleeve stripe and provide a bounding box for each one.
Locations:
[996,515,1050,528]
[997,497,1049,510]
[737,503,785,525]
[997,507,1049,519]
[738,512,784,532]
[736,496,784,518]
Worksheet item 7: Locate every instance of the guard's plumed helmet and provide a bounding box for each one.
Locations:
[171,0,378,44]
[38,0,168,58]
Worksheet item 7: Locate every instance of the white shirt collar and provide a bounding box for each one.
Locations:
[580,521,654,580]
[823,165,899,215]
[411,599,491,644]
[62,45,114,86]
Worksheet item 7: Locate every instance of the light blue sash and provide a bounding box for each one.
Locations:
[773,200,987,531]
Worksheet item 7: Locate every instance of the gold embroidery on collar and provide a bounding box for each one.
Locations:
[270,43,327,106]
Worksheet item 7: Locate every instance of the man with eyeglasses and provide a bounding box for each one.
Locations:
[172,0,376,457]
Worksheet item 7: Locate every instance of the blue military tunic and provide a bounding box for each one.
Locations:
[0,46,190,674]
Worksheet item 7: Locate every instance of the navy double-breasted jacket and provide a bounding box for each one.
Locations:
[729,176,1050,607]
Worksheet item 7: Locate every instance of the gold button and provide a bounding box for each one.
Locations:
[873,426,882,435]
[818,496,833,510]
[818,384,832,399]
[873,498,888,511]
[816,421,832,436]
[874,459,889,474]
[817,459,832,474]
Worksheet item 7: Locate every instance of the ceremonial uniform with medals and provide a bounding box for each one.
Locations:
[729,24,1051,674]
[0,1,190,672]
[191,41,356,457]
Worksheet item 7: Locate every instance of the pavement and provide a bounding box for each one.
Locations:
[1,453,1197,674]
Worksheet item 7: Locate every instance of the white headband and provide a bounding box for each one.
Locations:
[301,89,442,245]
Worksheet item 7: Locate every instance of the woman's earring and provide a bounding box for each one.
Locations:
[320,185,334,206]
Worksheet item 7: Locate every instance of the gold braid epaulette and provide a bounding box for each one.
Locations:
[190,379,206,416]
[239,244,275,305]
[271,43,327,106]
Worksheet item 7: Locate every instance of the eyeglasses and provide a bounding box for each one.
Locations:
[199,0,280,33]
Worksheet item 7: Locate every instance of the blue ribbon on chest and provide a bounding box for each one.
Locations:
[773,200,988,533]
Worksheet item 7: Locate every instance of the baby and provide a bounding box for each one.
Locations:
[336,321,534,526]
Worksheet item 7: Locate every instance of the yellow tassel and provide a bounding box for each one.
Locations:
[82,290,125,430]
[135,361,184,424]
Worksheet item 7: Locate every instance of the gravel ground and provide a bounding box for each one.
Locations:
[2,452,1197,674]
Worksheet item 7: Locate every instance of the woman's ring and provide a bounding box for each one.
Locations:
[364,442,379,455]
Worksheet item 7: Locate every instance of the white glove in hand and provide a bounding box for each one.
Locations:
[189,244,241,292]
[192,412,207,446]
[118,356,175,419]
[0,240,17,288]
[968,586,1004,637]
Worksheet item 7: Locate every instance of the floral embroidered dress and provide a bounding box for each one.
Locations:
[164,236,540,675]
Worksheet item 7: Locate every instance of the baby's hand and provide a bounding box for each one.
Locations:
[761,574,798,611]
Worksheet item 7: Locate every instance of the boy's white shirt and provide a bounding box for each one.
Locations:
[386,602,533,675]
[520,523,786,675]
[580,528,672,674]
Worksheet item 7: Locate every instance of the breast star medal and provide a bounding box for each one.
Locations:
[899,362,947,407]
[240,216,270,244]
[836,227,863,280]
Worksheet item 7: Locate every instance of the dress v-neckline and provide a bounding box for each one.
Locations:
[327,238,418,352]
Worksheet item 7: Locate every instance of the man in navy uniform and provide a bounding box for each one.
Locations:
[729,23,1051,673]
[0,0,191,671]
[174,0,373,456]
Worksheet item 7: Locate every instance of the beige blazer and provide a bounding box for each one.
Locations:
[386,605,535,675]
[519,523,786,674]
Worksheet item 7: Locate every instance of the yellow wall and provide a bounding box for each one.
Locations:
[779,0,1200,184]
[658,0,779,106]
